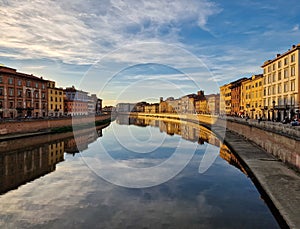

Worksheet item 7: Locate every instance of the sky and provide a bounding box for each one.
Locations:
[1,0,300,106]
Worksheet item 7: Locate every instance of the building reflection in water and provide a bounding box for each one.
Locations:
[0,124,109,195]
[117,115,248,175]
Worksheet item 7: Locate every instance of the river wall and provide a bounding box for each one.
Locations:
[128,112,300,170]
[0,114,111,135]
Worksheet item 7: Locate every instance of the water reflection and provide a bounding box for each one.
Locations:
[0,118,279,228]
[117,115,247,175]
[0,123,109,195]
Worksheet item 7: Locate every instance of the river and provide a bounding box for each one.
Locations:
[0,116,280,228]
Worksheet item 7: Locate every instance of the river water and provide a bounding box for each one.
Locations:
[0,116,279,228]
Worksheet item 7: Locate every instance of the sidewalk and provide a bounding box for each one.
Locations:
[225,116,300,139]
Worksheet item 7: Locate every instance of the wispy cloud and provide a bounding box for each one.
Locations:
[0,0,221,65]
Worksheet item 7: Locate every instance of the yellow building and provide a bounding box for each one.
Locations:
[219,83,232,115]
[47,81,64,117]
[195,98,207,114]
[240,74,263,119]
[48,141,64,168]
[262,44,300,121]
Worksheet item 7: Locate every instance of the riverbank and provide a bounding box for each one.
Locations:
[0,114,112,141]
[125,112,300,229]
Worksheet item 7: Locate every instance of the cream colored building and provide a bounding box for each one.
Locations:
[240,74,263,119]
[261,44,300,121]
[219,83,232,115]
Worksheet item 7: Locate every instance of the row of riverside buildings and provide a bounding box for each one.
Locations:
[116,91,220,115]
[220,43,300,121]
[116,43,300,121]
[0,66,102,119]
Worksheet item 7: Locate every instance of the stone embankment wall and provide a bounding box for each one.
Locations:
[130,113,300,170]
[0,114,111,135]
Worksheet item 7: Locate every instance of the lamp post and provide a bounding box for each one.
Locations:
[272,100,275,121]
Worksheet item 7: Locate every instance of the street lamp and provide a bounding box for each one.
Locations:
[272,100,275,121]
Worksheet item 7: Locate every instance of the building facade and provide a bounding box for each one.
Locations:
[230,78,247,116]
[144,103,159,113]
[0,66,48,119]
[64,86,89,116]
[240,74,263,119]
[261,44,300,121]
[47,81,64,117]
[219,83,232,115]
[206,94,220,115]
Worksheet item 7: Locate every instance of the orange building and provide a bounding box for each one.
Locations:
[0,66,48,119]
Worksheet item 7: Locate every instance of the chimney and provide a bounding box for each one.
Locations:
[292,45,296,49]
[197,90,204,97]
[160,97,163,102]
[276,54,281,57]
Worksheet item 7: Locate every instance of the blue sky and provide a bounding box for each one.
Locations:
[1,0,300,106]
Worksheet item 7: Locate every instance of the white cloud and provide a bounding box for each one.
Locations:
[0,0,221,65]
[292,24,299,32]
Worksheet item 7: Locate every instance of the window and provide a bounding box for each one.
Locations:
[272,85,276,95]
[9,101,13,108]
[291,54,295,62]
[8,78,13,85]
[50,90,53,94]
[27,90,31,97]
[291,80,295,91]
[35,92,39,98]
[0,76,2,83]
[17,101,22,108]
[26,81,31,87]
[17,89,22,97]
[268,86,271,95]
[51,96,53,102]
[0,100,2,108]
[272,73,276,82]
[263,68,266,74]
[268,66,271,72]
[0,87,3,96]
[42,84,45,89]
[291,95,295,105]
[278,97,282,106]
[18,80,22,86]
[268,75,271,83]
[277,84,281,93]
[278,61,281,68]
[35,102,39,109]
[42,93,45,99]
[55,97,57,102]
[283,96,288,105]
[272,63,275,70]
[284,57,288,65]
[291,66,295,76]
[278,71,281,80]
[284,82,289,92]
[9,88,14,96]
[35,83,39,88]
[284,68,289,78]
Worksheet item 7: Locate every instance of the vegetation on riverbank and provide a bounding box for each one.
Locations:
[50,117,111,133]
